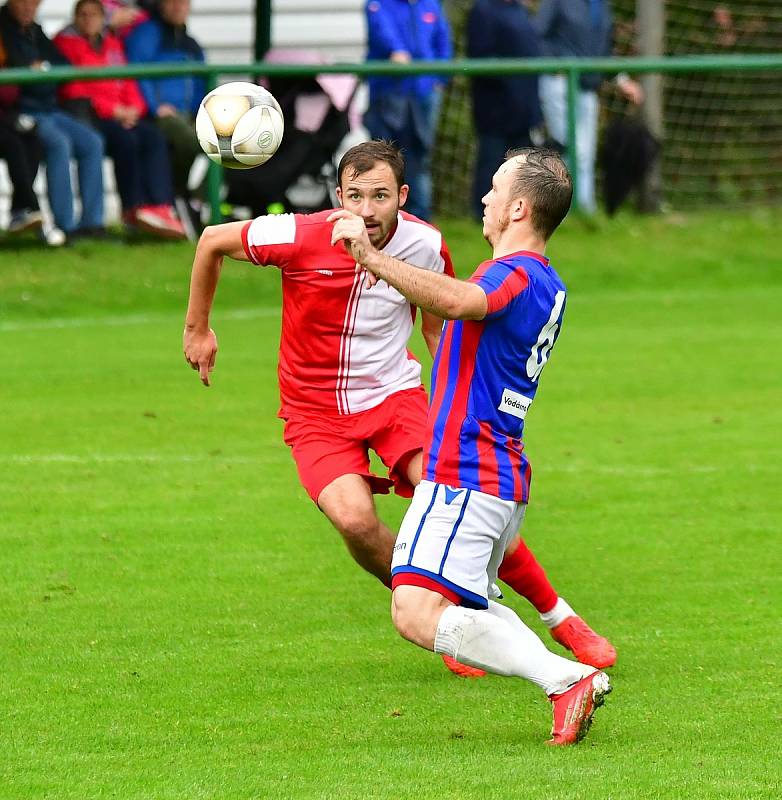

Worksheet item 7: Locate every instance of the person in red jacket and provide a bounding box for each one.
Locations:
[55,0,184,238]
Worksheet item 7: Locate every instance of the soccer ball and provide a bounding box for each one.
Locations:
[195,82,284,170]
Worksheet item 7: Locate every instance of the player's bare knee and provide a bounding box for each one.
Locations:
[391,588,441,649]
[391,592,420,644]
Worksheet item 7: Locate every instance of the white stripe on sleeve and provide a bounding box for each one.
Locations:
[247,213,297,249]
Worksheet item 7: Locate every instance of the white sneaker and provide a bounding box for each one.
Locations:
[43,226,66,247]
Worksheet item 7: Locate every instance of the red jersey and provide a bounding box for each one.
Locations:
[54,28,147,120]
[242,210,454,417]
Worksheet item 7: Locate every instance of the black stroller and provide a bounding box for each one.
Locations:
[224,63,358,217]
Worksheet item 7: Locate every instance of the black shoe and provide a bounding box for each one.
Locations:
[8,208,43,234]
[71,226,113,241]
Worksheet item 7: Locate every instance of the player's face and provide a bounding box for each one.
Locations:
[336,163,408,248]
[480,160,516,247]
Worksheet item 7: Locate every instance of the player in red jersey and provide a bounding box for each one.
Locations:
[183,140,615,671]
[330,147,611,745]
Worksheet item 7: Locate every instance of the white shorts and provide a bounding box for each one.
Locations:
[391,480,526,609]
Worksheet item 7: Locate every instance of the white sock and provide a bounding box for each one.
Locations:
[539,597,576,629]
[434,603,592,695]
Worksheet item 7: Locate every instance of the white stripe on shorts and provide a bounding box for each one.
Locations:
[391,480,526,608]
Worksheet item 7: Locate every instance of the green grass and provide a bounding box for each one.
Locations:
[1,209,781,799]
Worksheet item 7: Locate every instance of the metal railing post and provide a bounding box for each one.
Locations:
[637,0,665,211]
[204,70,223,225]
[566,67,580,213]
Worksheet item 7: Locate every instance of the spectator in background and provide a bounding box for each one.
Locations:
[0,0,106,241]
[0,92,44,236]
[125,0,205,204]
[364,0,452,221]
[711,5,737,49]
[0,24,45,237]
[55,0,185,239]
[467,0,542,221]
[533,0,643,214]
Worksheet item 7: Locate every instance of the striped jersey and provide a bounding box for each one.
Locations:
[423,250,567,502]
[241,209,453,417]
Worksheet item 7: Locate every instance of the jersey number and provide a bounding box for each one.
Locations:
[526,291,566,382]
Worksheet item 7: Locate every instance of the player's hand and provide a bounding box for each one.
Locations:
[327,209,373,265]
[328,210,379,288]
[360,264,379,288]
[183,326,218,386]
[326,208,377,289]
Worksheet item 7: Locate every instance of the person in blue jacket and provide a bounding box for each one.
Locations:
[467,0,542,221]
[364,0,452,221]
[125,0,205,199]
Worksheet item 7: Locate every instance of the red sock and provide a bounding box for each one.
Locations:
[498,538,558,614]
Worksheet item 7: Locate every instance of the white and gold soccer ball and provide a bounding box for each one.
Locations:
[195,82,284,170]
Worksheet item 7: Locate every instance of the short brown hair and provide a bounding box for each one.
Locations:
[505,148,573,240]
[337,140,405,191]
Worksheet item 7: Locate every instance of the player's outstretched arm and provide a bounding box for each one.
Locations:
[184,221,249,386]
[328,210,488,321]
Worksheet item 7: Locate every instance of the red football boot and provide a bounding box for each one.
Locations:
[135,205,187,240]
[441,654,486,678]
[550,616,617,668]
[547,670,611,746]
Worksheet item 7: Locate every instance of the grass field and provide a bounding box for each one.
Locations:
[1,210,781,799]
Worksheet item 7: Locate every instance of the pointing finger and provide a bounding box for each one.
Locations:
[326,209,351,224]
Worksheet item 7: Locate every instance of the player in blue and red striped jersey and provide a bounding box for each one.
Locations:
[330,148,611,744]
[185,141,613,680]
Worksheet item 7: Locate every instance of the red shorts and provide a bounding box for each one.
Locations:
[282,386,429,503]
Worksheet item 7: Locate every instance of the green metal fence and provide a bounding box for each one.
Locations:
[3,54,782,222]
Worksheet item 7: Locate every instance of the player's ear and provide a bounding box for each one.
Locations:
[510,197,527,222]
[335,186,343,207]
[398,184,409,208]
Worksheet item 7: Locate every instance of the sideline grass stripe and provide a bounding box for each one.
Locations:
[3,282,778,333]
[2,453,286,464]
[0,306,281,332]
[1,453,743,474]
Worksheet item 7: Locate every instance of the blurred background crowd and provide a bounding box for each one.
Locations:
[0,0,779,247]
